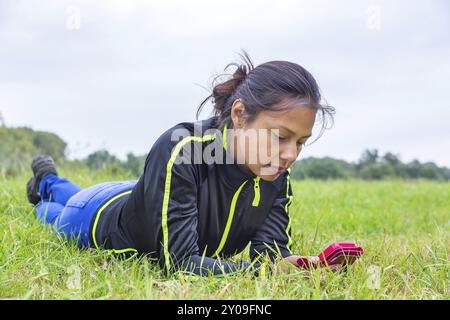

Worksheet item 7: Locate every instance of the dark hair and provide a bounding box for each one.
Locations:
[196,49,336,145]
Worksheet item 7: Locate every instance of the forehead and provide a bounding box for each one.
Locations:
[253,106,317,135]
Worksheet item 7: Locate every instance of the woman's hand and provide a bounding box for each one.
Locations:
[284,255,320,269]
[269,255,344,275]
[285,255,344,271]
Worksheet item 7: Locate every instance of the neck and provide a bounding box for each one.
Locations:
[228,129,254,176]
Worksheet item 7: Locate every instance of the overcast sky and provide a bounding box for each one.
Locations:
[1,0,449,166]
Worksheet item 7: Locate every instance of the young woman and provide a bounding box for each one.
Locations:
[26,52,335,276]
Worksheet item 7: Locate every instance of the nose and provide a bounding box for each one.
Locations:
[279,142,299,164]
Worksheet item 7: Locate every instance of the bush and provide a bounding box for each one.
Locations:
[0,126,67,176]
[291,149,449,181]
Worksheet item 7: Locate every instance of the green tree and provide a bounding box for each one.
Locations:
[417,162,443,180]
[86,149,120,170]
[32,131,67,163]
[0,126,68,176]
[0,127,35,175]
[291,157,355,180]
[361,149,379,163]
[0,111,5,127]
[123,152,145,176]
[359,163,396,180]
[382,152,408,178]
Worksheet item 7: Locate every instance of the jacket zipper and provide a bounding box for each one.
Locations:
[214,176,260,257]
[213,180,248,257]
[252,176,261,207]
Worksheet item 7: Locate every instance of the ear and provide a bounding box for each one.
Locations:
[230,99,246,129]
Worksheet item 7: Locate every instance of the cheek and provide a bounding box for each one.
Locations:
[279,144,301,162]
[239,134,250,151]
[257,130,279,158]
[236,133,253,164]
[236,129,260,162]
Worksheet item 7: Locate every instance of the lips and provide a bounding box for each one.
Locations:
[276,167,287,174]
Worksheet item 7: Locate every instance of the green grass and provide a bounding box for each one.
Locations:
[0,169,449,299]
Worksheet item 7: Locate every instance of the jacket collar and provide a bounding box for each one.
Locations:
[207,118,287,192]
[213,121,257,188]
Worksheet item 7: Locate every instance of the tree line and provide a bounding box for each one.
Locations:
[291,149,450,181]
[0,126,67,176]
[0,124,448,181]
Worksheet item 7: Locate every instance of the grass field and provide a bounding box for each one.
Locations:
[0,168,448,299]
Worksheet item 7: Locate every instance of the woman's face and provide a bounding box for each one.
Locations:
[231,100,316,181]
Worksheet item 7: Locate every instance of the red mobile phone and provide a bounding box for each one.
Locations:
[296,242,364,269]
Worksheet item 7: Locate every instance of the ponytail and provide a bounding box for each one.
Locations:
[196,50,254,128]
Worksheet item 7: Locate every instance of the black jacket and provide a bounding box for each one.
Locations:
[90,116,295,275]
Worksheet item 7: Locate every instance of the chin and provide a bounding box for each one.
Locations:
[259,173,280,182]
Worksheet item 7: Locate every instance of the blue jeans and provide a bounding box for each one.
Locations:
[36,174,137,248]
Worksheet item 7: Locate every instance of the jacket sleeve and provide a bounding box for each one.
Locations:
[143,127,256,276]
[249,171,295,263]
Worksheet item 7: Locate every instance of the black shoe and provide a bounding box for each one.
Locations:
[26,155,58,205]
[27,177,41,205]
[31,155,58,180]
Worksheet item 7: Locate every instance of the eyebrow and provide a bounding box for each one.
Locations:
[278,125,312,139]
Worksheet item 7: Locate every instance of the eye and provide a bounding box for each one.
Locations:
[271,131,287,142]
